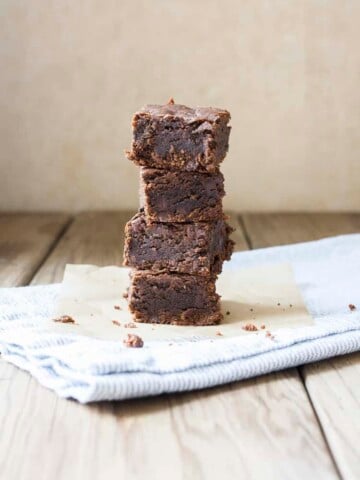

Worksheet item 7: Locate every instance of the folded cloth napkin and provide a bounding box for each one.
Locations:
[0,234,359,403]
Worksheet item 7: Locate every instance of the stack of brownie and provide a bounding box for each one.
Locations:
[123,99,233,326]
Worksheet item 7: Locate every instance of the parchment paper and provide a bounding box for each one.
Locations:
[52,263,313,341]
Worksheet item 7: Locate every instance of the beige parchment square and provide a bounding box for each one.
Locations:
[51,263,313,341]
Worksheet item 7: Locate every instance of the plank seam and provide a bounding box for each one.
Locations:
[237,214,253,249]
[27,215,74,285]
[299,367,344,479]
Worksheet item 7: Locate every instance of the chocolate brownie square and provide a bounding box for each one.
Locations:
[126,101,231,173]
[140,168,225,223]
[128,271,222,325]
[124,210,233,276]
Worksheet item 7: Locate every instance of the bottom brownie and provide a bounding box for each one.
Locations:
[128,271,222,325]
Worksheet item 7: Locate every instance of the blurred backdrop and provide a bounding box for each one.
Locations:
[0,0,359,212]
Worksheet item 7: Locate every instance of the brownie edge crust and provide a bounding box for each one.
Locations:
[128,272,223,326]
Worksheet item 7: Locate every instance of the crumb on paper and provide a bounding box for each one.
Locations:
[122,291,128,299]
[277,302,281,306]
[123,334,144,348]
[114,305,121,310]
[349,304,356,311]
[124,322,137,329]
[112,320,121,327]
[53,315,76,324]
[289,304,293,308]
[242,323,258,332]
[168,97,175,104]
[250,308,254,312]
[260,324,266,329]
[226,311,230,315]
[215,331,223,336]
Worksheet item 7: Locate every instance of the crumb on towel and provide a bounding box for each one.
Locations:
[242,323,258,332]
[124,322,137,328]
[123,334,144,348]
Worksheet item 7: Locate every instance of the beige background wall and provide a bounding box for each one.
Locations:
[0,0,359,212]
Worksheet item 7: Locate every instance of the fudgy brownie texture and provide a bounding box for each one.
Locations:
[128,271,222,325]
[140,168,225,223]
[126,102,231,173]
[124,210,234,276]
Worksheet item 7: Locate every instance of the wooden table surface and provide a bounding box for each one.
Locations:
[1,212,359,480]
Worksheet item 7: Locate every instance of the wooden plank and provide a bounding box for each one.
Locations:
[3,370,337,480]
[30,211,132,285]
[242,213,360,249]
[302,354,360,480]
[0,212,338,479]
[0,213,70,287]
[243,213,360,480]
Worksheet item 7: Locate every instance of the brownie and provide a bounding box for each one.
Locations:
[126,101,231,173]
[140,168,225,223]
[124,210,234,276]
[128,271,222,325]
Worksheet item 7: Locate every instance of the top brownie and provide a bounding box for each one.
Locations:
[126,101,231,173]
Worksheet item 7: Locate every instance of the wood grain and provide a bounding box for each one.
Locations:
[302,354,360,480]
[0,213,70,287]
[242,213,360,249]
[243,213,360,480]
[0,212,339,480]
[30,211,132,285]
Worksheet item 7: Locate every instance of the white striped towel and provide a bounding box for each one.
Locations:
[0,234,359,403]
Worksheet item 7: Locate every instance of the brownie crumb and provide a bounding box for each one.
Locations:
[349,304,356,311]
[226,311,230,315]
[112,320,121,327]
[53,315,76,324]
[124,322,137,328]
[277,302,281,306]
[242,323,258,332]
[250,308,254,312]
[122,291,128,299]
[265,331,275,340]
[114,305,121,310]
[123,334,144,348]
[215,331,223,336]
[260,324,266,329]
[289,304,293,308]
[167,97,175,105]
